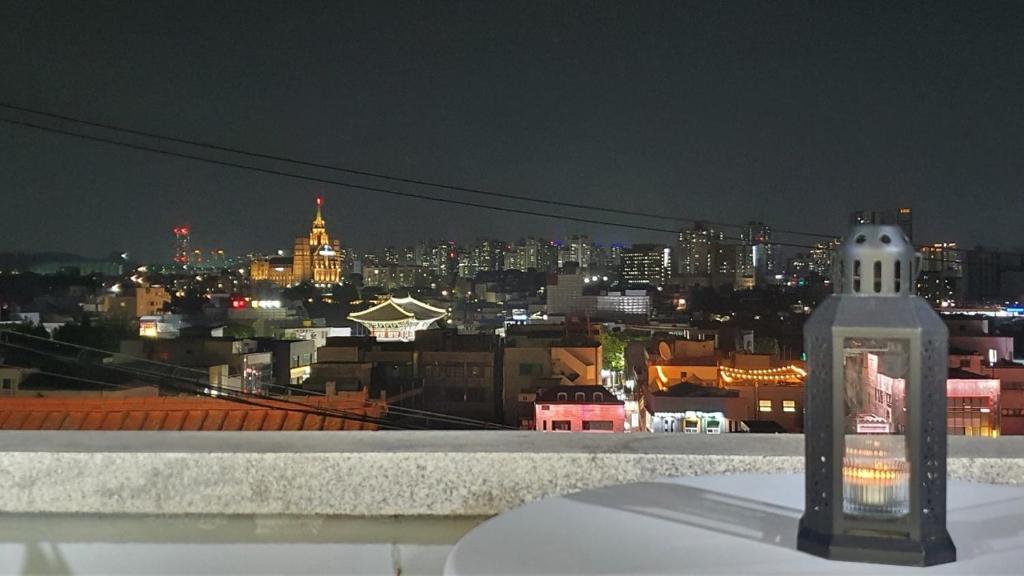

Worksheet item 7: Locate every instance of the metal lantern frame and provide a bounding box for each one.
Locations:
[797,225,956,566]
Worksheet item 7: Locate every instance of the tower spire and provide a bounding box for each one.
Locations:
[313,196,325,227]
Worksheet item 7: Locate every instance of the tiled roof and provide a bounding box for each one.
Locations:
[0,394,384,431]
[535,385,623,404]
[350,296,446,323]
[390,296,447,320]
[349,299,416,322]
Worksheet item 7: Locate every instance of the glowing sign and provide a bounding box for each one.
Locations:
[855,414,891,434]
[251,300,282,309]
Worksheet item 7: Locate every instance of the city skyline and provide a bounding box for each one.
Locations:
[3,2,1024,260]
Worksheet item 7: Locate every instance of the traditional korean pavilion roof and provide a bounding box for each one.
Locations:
[390,296,447,320]
[349,296,445,324]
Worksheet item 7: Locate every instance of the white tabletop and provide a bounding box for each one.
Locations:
[445,473,1024,575]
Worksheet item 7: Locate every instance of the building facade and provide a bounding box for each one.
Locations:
[250,197,343,286]
[534,385,625,432]
[621,244,670,287]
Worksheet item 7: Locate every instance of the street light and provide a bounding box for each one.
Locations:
[798,225,955,566]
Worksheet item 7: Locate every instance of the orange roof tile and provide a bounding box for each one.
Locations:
[61,412,86,430]
[0,392,384,431]
[41,412,67,430]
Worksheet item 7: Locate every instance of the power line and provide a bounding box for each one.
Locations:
[364,399,517,430]
[0,115,826,251]
[2,329,517,429]
[0,101,837,240]
[0,329,516,430]
[2,110,1018,258]
[0,335,411,430]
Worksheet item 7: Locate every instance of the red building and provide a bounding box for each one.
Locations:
[534,385,625,433]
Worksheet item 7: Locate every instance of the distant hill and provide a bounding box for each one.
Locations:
[0,252,125,275]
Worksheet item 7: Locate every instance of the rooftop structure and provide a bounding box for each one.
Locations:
[348,295,447,342]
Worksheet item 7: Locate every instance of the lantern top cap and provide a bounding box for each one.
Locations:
[839,224,917,297]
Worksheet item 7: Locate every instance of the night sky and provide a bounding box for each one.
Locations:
[2,1,1023,261]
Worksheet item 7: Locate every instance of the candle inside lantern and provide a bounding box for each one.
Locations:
[842,437,909,518]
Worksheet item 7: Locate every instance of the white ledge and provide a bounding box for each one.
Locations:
[0,432,1022,516]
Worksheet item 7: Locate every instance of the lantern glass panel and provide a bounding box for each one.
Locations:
[842,337,910,519]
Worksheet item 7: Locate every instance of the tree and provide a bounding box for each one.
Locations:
[282,282,319,303]
[753,336,780,357]
[53,316,131,352]
[3,322,49,339]
[222,324,255,339]
[599,331,627,372]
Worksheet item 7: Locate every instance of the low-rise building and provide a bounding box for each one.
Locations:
[123,337,274,395]
[545,272,650,320]
[416,331,501,425]
[534,385,624,432]
[502,326,602,428]
[642,382,746,433]
[256,338,317,390]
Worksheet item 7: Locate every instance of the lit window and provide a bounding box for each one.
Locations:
[783,400,796,413]
[759,400,773,412]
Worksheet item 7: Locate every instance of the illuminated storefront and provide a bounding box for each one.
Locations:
[649,410,727,434]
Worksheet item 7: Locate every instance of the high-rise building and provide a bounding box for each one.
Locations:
[895,207,913,241]
[710,240,737,289]
[915,242,964,304]
[250,197,343,286]
[850,208,913,241]
[468,239,506,274]
[736,221,775,288]
[621,244,671,287]
[849,210,883,227]
[569,235,592,271]
[677,223,723,278]
[809,239,841,280]
[172,227,191,265]
[966,248,1024,304]
[609,243,624,270]
[401,246,417,266]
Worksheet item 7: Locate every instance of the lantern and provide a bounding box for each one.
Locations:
[797,224,955,566]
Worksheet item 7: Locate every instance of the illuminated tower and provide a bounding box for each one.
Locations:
[297,196,342,285]
[250,197,342,286]
[173,227,191,265]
